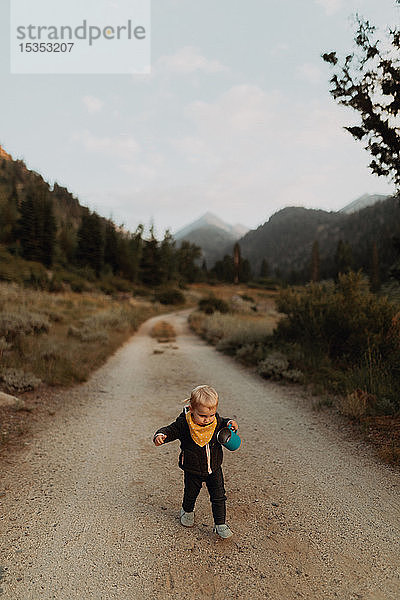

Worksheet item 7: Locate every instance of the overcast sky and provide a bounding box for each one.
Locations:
[1,0,399,236]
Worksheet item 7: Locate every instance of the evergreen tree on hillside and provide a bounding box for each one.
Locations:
[19,196,41,262]
[104,221,119,274]
[159,230,177,283]
[233,242,241,284]
[140,226,163,286]
[212,255,235,283]
[76,211,104,276]
[239,258,252,283]
[58,223,77,265]
[335,240,353,277]
[176,241,202,283]
[128,225,144,282]
[41,196,57,267]
[18,190,56,267]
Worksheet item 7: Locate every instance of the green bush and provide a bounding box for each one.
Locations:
[198,295,229,315]
[275,271,400,412]
[154,289,185,305]
[276,272,397,362]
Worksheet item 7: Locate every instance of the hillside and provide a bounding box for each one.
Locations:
[239,198,400,282]
[239,207,344,278]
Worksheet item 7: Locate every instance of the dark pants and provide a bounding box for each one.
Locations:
[182,467,227,525]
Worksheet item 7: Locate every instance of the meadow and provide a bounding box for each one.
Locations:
[0,282,160,391]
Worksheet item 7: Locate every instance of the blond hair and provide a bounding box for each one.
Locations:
[189,385,219,409]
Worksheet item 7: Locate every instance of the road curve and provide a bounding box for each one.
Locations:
[0,310,399,599]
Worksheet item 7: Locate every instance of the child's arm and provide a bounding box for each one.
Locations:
[153,414,183,446]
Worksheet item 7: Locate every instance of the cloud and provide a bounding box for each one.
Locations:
[82,96,104,114]
[157,46,227,74]
[315,0,344,16]
[72,130,140,160]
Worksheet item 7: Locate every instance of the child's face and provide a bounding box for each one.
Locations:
[190,403,217,427]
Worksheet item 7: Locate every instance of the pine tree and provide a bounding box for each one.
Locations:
[239,258,252,283]
[104,221,119,274]
[19,195,41,262]
[159,230,177,283]
[335,240,353,277]
[76,211,104,276]
[140,226,162,286]
[176,241,202,283]
[41,197,56,267]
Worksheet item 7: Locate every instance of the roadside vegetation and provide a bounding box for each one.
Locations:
[0,281,161,391]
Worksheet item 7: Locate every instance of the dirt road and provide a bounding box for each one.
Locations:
[1,311,399,599]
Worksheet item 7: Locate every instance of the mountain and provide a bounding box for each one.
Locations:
[239,207,344,278]
[238,198,400,283]
[174,212,249,267]
[340,193,389,214]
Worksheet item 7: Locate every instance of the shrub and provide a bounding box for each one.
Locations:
[235,343,266,365]
[257,352,289,378]
[154,289,185,305]
[0,367,41,392]
[198,295,229,315]
[275,271,400,412]
[150,321,176,342]
[276,272,397,363]
[0,312,50,341]
[257,352,303,383]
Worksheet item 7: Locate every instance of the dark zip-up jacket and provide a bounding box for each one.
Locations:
[154,409,231,477]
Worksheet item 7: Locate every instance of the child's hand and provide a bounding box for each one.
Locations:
[154,433,167,446]
[228,420,238,431]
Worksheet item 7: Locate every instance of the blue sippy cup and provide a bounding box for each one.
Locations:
[217,423,241,451]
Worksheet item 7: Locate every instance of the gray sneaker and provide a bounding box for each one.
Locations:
[180,508,195,527]
[213,523,233,538]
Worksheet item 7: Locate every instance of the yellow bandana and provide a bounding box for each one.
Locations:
[186,410,217,447]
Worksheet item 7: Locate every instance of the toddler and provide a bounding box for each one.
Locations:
[153,385,238,538]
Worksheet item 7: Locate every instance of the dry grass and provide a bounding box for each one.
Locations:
[0,282,160,389]
[150,321,176,342]
[189,283,279,312]
[337,389,376,419]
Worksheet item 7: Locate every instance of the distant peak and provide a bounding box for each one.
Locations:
[174,212,249,240]
[340,193,389,214]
